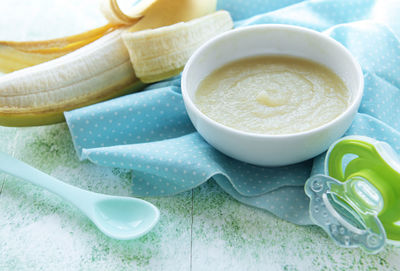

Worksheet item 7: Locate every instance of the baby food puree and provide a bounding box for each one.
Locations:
[195,55,350,135]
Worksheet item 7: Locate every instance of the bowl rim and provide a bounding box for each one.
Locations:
[181,24,364,140]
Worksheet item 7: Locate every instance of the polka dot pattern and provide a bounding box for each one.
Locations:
[234,0,376,31]
[217,0,304,21]
[65,79,195,157]
[65,1,400,225]
[81,133,312,198]
[327,22,400,130]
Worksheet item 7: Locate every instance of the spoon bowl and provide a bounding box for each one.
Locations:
[0,151,160,240]
[92,197,160,240]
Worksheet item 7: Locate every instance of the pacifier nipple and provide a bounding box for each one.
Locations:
[351,177,383,213]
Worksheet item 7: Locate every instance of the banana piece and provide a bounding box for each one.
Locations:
[0,29,145,127]
[122,10,233,83]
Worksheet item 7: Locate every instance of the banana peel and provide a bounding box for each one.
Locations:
[0,23,119,73]
[127,0,217,32]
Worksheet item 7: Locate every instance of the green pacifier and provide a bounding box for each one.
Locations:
[305,136,400,253]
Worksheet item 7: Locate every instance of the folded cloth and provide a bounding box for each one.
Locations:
[65,0,400,225]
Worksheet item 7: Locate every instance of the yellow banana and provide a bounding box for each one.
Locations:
[0,0,217,73]
[0,0,226,127]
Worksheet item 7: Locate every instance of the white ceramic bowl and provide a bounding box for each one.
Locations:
[181,24,363,166]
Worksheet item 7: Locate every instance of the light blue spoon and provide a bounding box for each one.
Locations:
[0,151,159,240]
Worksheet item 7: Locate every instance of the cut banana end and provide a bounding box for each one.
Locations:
[122,10,233,83]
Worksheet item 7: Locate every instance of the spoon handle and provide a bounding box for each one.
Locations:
[0,151,92,207]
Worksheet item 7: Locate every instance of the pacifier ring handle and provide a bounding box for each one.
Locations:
[305,174,386,254]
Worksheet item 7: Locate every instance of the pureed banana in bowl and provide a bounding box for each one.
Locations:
[181,25,364,166]
[195,55,349,135]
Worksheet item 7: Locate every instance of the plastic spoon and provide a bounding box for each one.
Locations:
[0,151,159,240]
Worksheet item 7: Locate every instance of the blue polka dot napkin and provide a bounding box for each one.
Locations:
[65,0,400,225]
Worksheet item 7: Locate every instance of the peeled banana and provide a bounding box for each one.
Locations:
[0,0,217,74]
[123,10,233,83]
[0,0,231,127]
[0,29,144,127]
